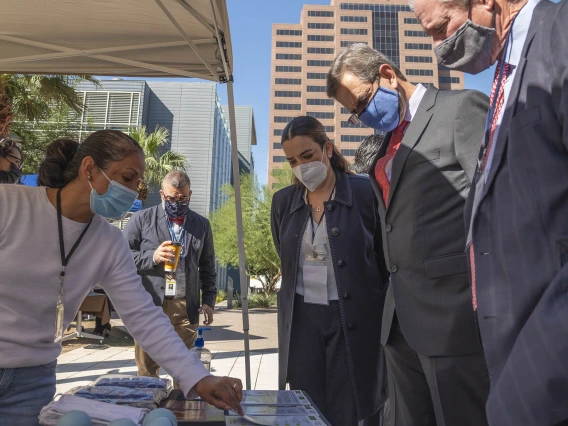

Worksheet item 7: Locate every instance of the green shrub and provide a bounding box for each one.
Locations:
[216,289,227,303]
[229,292,277,309]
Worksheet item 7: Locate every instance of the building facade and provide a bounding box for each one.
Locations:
[222,105,257,173]
[268,0,464,183]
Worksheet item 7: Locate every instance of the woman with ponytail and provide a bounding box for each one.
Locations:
[270,116,389,425]
[0,130,243,425]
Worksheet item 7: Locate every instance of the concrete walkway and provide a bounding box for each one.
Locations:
[56,308,279,395]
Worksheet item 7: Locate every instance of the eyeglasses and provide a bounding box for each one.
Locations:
[348,84,374,126]
[5,153,23,169]
[163,195,190,205]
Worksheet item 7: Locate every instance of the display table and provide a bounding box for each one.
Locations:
[159,390,332,426]
[62,292,110,343]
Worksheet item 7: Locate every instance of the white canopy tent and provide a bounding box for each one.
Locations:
[1,0,252,389]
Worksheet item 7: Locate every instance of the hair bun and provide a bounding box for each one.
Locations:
[37,138,80,187]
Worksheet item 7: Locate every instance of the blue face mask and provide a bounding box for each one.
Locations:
[358,86,401,132]
[88,169,139,219]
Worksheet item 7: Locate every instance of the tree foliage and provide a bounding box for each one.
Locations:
[129,125,189,203]
[210,173,282,295]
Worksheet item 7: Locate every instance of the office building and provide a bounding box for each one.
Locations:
[222,105,257,173]
[268,0,464,183]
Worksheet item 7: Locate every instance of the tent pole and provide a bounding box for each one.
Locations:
[227,81,252,390]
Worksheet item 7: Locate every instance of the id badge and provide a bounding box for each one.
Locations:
[54,292,65,343]
[303,261,329,305]
[165,274,177,298]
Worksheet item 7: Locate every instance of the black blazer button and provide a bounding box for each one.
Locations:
[385,224,392,232]
[343,293,351,300]
[337,260,345,267]
[390,264,398,273]
[331,227,339,236]
[347,323,357,331]
[326,203,335,212]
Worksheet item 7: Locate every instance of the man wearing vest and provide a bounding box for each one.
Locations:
[327,44,490,426]
[124,170,217,381]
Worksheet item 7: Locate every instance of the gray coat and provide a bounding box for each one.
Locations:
[368,85,489,356]
[465,1,568,424]
[271,171,389,420]
[123,204,217,324]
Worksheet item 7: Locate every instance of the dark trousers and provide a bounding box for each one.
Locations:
[288,294,384,426]
[384,315,489,426]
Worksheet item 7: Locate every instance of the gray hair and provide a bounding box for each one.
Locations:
[327,43,407,99]
[163,170,190,189]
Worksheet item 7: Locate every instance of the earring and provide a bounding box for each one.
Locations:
[87,175,92,180]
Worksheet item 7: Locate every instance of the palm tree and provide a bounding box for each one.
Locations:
[0,74,97,137]
[129,125,189,204]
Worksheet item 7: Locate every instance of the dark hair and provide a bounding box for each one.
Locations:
[352,134,385,174]
[281,116,351,186]
[37,130,143,188]
[0,137,23,160]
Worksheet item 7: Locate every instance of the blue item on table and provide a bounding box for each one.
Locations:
[143,408,178,425]
[96,376,167,389]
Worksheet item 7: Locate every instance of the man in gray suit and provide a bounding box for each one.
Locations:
[412,0,568,424]
[327,44,490,426]
[124,171,217,381]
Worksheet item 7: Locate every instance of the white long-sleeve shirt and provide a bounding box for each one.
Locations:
[0,185,210,396]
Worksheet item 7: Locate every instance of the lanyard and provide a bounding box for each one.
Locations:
[57,188,93,275]
[166,214,187,256]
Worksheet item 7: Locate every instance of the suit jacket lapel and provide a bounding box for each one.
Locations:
[157,204,171,243]
[368,133,390,215]
[388,86,437,208]
[481,1,550,198]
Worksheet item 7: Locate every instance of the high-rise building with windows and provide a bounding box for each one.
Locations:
[268,0,464,183]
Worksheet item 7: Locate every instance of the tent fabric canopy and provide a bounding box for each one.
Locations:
[0,0,233,81]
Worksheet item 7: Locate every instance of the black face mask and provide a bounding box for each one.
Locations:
[0,163,22,184]
[164,200,190,218]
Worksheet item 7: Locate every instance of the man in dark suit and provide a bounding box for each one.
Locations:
[123,170,217,381]
[412,0,568,424]
[327,44,490,426]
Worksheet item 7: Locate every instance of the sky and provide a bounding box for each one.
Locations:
[220,0,495,185]
[113,0,495,186]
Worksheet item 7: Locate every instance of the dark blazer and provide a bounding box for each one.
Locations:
[464,2,568,424]
[369,85,489,356]
[271,171,389,420]
[123,204,217,324]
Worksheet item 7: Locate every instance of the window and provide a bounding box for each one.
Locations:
[307,47,335,55]
[307,85,327,92]
[340,41,368,47]
[405,56,433,63]
[341,120,368,128]
[307,60,333,67]
[308,10,334,17]
[307,98,334,106]
[406,69,434,76]
[308,35,334,42]
[308,23,334,29]
[273,142,282,149]
[274,116,295,123]
[275,66,302,72]
[276,53,302,60]
[275,78,301,85]
[275,91,301,97]
[341,149,357,156]
[274,103,301,110]
[404,17,419,24]
[274,129,284,136]
[307,73,327,79]
[439,76,461,84]
[341,135,367,142]
[339,3,411,11]
[404,30,429,38]
[273,156,287,163]
[405,43,433,50]
[323,126,335,132]
[276,29,302,36]
[276,41,302,48]
[340,15,367,22]
[307,111,334,119]
[340,28,367,35]
[341,107,350,115]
